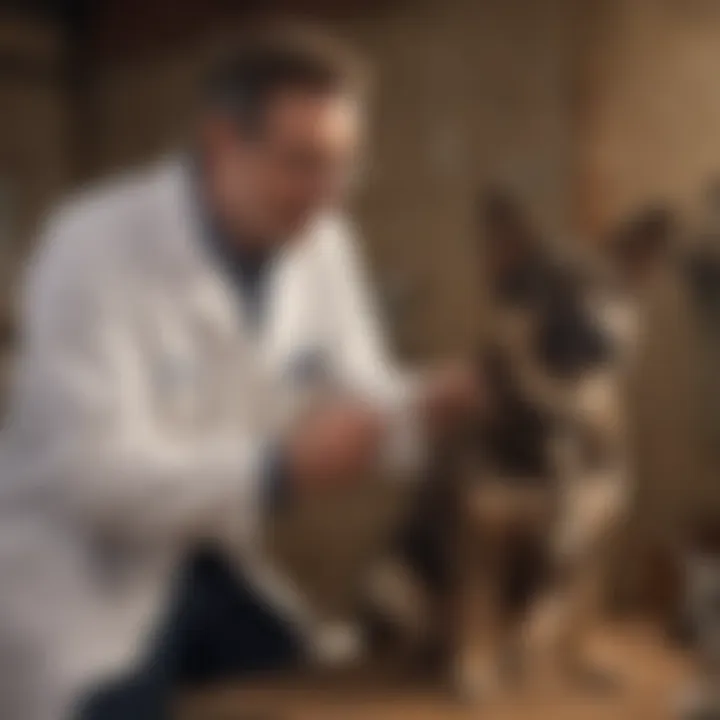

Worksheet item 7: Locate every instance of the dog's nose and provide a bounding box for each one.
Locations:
[536,307,611,377]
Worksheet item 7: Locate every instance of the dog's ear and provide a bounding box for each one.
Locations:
[682,245,720,329]
[478,188,540,287]
[604,205,674,289]
[682,181,720,321]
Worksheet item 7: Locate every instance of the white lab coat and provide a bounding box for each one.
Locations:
[0,158,422,720]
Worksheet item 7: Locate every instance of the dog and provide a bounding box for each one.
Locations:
[360,194,672,702]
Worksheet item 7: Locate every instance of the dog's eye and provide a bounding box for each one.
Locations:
[535,304,611,377]
[497,263,545,306]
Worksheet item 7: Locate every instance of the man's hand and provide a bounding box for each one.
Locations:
[285,402,384,491]
[420,360,484,435]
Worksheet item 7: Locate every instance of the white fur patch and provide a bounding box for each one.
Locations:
[364,559,428,640]
[309,621,366,668]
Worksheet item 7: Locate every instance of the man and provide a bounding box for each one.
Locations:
[0,27,479,720]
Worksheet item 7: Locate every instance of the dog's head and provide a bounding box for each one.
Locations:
[480,191,613,402]
[481,194,673,381]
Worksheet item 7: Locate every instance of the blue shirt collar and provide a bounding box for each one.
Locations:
[187,156,275,325]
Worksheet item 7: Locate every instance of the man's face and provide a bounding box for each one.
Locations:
[207,90,362,243]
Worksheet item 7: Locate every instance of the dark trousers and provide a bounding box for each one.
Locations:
[77,548,302,719]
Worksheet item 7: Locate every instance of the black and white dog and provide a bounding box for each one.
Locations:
[363,193,672,702]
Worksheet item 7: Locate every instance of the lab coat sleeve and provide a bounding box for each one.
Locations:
[13,208,266,543]
[321,221,427,473]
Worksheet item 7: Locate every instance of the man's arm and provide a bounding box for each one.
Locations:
[319,221,427,472]
[319,221,482,474]
[13,209,268,543]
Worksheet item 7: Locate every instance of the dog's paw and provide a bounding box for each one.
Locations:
[563,659,624,696]
[363,559,429,643]
[310,621,366,669]
[452,654,503,705]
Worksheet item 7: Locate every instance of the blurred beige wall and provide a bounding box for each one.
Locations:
[578,0,720,232]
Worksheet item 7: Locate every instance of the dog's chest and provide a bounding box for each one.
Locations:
[483,395,555,483]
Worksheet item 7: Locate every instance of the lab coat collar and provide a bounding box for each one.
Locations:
[151,155,246,340]
[149,155,322,346]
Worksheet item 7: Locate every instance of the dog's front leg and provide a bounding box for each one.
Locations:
[363,556,432,649]
[526,468,628,692]
[451,484,518,704]
[452,543,508,703]
[523,558,608,690]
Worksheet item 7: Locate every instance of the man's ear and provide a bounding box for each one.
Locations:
[604,205,675,287]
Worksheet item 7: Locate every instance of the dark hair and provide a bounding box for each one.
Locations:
[202,25,367,133]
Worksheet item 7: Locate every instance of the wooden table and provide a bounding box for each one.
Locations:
[179,622,692,720]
